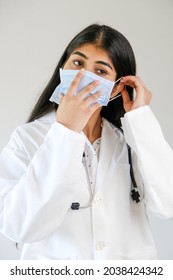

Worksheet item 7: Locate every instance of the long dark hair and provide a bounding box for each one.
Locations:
[27,24,136,127]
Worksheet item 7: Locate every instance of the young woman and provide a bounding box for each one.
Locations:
[0,24,173,260]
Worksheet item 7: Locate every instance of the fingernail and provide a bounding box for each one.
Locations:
[79,68,85,74]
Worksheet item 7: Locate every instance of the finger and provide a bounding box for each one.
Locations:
[59,93,64,104]
[88,101,101,114]
[84,90,102,107]
[120,75,146,89]
[66,68,85,96]
[78,80,100,100]
[121,88,131,104]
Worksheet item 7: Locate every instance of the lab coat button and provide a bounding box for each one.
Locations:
[95,241,106,250]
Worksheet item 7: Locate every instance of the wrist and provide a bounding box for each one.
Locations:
[56,120,81,133]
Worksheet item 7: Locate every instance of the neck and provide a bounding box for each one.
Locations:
[83,109,102,144]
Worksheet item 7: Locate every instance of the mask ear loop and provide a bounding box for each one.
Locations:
[109,77,122,103]
[109,93,122,102]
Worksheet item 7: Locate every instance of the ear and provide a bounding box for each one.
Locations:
[110,83,124,99]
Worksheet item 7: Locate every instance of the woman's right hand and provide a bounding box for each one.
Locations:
[56,69,102,133]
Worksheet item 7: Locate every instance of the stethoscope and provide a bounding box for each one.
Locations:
[71,128,142,210]
[71,78,142,210]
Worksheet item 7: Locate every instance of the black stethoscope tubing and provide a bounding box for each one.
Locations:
[127,144,141,203]
[71,128,142,210]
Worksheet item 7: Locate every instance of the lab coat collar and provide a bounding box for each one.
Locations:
[36,110,57,124]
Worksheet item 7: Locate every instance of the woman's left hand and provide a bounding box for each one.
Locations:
[119,76,152,112]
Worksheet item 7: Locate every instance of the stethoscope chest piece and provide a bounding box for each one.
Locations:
[71,202,80,210]
[131,188,141,203]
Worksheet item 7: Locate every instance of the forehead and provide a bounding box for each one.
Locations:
[71,43,113,62]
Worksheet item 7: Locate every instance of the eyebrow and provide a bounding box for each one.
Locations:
[72,51,113,70]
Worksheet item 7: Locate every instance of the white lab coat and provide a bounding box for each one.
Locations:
[0,105,173,259]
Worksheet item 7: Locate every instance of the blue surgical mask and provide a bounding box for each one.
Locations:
[49,68,117,106]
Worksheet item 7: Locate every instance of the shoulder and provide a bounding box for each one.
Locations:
[15,111,56,136]
[10,111,56,157]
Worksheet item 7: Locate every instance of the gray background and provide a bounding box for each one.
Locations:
[0,0,173,259]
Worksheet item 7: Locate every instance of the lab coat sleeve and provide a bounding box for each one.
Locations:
[121,105,173,219]
[0,122,85,242]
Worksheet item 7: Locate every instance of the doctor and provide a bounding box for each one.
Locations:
[0,24,173,260]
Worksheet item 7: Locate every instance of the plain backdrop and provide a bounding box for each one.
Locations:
[0,0,173,259]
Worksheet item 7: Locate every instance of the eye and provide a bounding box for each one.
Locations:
[73,60,83,67]
[96,69,108,76]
